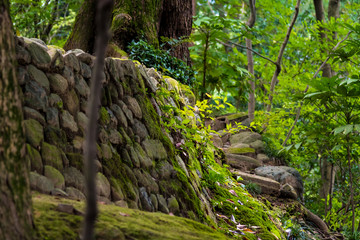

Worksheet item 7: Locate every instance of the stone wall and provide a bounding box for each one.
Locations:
[17,37,211,222]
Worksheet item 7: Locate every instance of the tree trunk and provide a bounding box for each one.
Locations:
[313,0,340,203]
[63,0,96,53]
[246,0,256,122]
[0,0,34,239]
[65,0,163,53]
[158,0,193,65]
[111,0,163,51]
[65,0,193,63]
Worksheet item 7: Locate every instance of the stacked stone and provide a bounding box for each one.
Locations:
[208,113,303,200]
[16,36,193,215]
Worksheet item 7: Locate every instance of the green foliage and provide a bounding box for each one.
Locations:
[128,39,195,86]
[244,182,261,195]
[190,14,249,103]
[10,0,80,46]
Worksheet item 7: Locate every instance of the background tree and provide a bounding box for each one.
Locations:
[0,0,33,238]
[313,0,340,214]
[64,0,194,63]
[246,0,256,122]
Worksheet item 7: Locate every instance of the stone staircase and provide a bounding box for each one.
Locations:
[209,113,303,201]
[210,114,345,240]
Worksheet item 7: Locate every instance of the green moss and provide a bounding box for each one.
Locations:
[109,43,129,57]
[26,144,43,173]
[227,147,255,154]
[24,119,44,148]
[44,126,67,150]
[226,112,248,121]
[41,142,63,171]
[101,153,136,201]
[66,153,84,170]
[48,45,65,54]
[135,94,162,139]
[119,127,132,145]
[210,184,284,239]
[100,107,110,125]
[179,83,196,105]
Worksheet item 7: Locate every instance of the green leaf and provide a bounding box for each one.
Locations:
[333,125,346,135]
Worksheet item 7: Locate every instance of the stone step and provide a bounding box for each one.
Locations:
[231,170,280,196]
[226,154,262,171]
[230,131,262,145]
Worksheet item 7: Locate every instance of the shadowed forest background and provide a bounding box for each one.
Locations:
[1,0,360,239]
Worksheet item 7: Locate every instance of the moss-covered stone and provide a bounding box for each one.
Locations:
[135,94,163,139]
[100,106,110,125]
[34,193,230,240]
[63,89,79,116]
[44,165,65,189]
[119,127,132,145]
[101,143,113,160]
[142,139,167,160]
[26,144,43,174]
[44,126,67,150]
[24,38,51,69]
[24,119,44,148]
[96,172,111,198]
[227,147,255,154]
[167,196,180,215]
[110,177,125,201]
[30,172,54,194]
[66,152,84,170]
[41,142,63,171]
[179,83,196,106]
[226,112,248,121]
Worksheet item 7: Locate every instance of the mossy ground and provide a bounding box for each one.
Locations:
[33,193,230,240]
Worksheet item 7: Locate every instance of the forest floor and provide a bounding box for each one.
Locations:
[32,193,230,240]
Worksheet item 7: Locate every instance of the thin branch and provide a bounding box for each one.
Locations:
[83,0,113,239]
[216,39,277,66]
[267,0,301,112]
[282,31,352,146]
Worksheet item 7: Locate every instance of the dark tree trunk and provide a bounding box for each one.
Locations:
[111,0,163,50]
[158,0,193,64]
[65,0,193,63]
[246,0,256,122]
[0,0,34,239]
[63,0,96,53]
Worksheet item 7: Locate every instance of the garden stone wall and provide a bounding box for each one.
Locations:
[16,36,211,222]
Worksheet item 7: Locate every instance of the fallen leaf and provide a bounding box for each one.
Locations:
[226,199,235,204]
[229,190,238,197]
[237,200,244,205]
[236,224,247,230]
[231,214,237,224]
[242,228,256,234]
[251,226,261,229]
[216,214,229,220]
[119,212,130,217]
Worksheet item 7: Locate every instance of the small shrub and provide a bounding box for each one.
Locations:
[127,39,195,86]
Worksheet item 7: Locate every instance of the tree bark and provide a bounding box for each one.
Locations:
[246,0,256,122]
[63,0,96,53]
[111,0,163,51]
[82,0,113,239]
[65,0,163,53]
[313,0,340,204]
[158,0,193,65]
[65,0,193,63]
[0,0,34,239]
